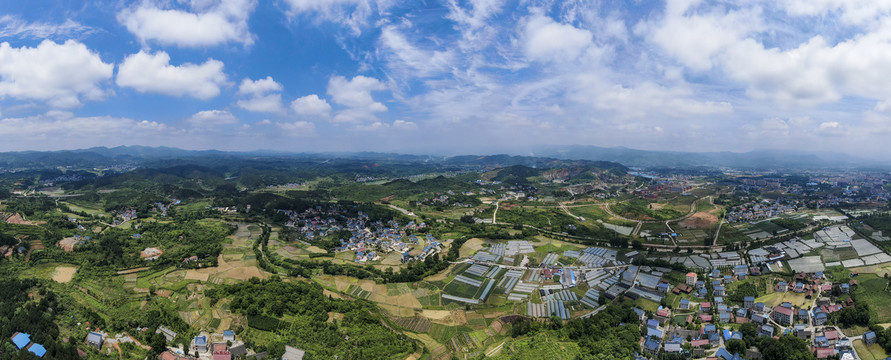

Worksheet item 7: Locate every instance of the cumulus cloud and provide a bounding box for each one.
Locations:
[118,0,256,47]
[640,0,891,107]
[235,77,285,113]
[327,75,388,122]
[237,76,282,96]
[186,110,238,127]
[290,94,332,117]
[521,13,594,63]
[275,120,316,135]
[353,119,417,131]
[0,111,166,150]
[327,75,387,110]
[0,40,113,108]
[117,50,228,99]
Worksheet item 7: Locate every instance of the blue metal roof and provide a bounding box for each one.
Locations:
[195,335,207,345]
[28,343,46,358]
[12,333,30,349]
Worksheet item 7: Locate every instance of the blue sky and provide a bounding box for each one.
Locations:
[1,0,890,156]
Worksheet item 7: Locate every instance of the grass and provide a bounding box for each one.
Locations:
[853,274,891,323]
[634,298,660,312]
[854,339,889,360]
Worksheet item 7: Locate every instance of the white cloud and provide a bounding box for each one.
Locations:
[0,15,94,39]
[186,110,238,127]
[117,50,228,99]
[445,0,504,51]
[327,75,388,122]
[640,0,891,107]
[637,2,762,71]
[0,40,113,108]
[237,76,283,96]
[782,0,891,25]
[379,26,454,77]
[392,119,417,129]
[0,112,166,150]
[118,0,256,47]
[353,119,417,131]
[817,121,844,135]
[235,77,285,113]
[290,94,332,117]
[521,13,594,63]
[280,0,384,34]
[237,94,285,114]
[275,120,316,135]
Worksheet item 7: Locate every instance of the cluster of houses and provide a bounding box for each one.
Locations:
[157,330,265,360]
[637,267,864,360]
[278,205,441,263]
[153,199,181,217]
[727,198,798,223]
[9,332,46,358]
[115,208,138,223]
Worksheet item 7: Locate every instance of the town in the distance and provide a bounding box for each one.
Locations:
[1,147,891,360]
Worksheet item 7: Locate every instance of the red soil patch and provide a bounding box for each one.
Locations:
[678,212,718,229]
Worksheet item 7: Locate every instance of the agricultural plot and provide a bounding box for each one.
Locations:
[395,317,432,333]
[465,264,490,277]
[491,333,580,360]
[346,284,372,299]
[854,274,891,323]
[854,339,890,360]
[541,253,559,266]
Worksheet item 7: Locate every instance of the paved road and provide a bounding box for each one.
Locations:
[387,204,417,217]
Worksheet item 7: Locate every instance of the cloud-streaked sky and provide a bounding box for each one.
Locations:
[0,0,890,155]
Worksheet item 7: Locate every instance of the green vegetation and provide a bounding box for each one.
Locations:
[207,277,415,359]
[610,199,683,221]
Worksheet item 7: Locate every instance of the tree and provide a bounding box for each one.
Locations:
[726,339,746,354]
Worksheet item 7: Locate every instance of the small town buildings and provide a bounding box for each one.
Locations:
[193,335,208,353]
[86,332,103,349]
[212,343,231,360]
[223,330,235,342]
[744,296,755,309]
[686,272,698,286]
[864,331,878,345]
[772,306,794,325]
[156,326,177,342]
[760,324,775,337]
[11,332,31,350]
[679,298,690,310]
[282,345,306,360]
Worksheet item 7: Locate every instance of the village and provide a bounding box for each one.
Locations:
[276,205,443,264]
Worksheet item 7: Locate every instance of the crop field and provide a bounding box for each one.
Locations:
[387,283,414,296]
[491,333,581,360]
[854,274,891,323]
[52,265,77,283]
[395,316,432,333]
[346,284,372,299]
[855,339,889,360]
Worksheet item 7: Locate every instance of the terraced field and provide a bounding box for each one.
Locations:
[395,316,432,332]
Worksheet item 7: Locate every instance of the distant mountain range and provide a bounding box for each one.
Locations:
[0,145,883,170]
[529,145,883,169]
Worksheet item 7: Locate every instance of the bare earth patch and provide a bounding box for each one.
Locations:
[679,212,718,229]
[459,238,485,258]
[52,266,77,283]
[422,310,452,320]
